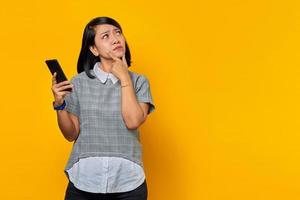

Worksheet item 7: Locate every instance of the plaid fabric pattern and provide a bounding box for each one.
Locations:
[63,69,155,177]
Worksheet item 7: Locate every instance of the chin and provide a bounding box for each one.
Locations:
[114,51,125,58]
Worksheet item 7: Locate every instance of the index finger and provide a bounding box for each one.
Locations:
[122,55,128,66]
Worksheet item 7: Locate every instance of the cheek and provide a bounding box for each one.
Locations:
[95,42,110,56]
[121,37,126,46]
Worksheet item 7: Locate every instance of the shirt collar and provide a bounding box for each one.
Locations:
[93,62,119,84]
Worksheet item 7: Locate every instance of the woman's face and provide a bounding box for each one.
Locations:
[90,24,126,60]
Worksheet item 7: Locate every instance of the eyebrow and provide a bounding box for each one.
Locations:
[100,28,121,35]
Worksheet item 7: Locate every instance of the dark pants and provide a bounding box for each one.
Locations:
[64,180,148,200]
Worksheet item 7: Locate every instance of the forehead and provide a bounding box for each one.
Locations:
[94,24,119,33]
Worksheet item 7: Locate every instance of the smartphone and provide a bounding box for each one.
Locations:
[45,59,72,92]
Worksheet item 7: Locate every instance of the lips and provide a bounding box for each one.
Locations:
[113,46,123,51]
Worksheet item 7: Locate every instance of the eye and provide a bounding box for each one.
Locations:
[116,30,122,35]
[102,34,108,39]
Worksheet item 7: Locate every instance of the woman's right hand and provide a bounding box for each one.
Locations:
[51,72,73,106]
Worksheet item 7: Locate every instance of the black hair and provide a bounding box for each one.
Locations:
[77,16,131,78]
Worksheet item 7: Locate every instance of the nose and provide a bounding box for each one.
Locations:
[112,35,119,44]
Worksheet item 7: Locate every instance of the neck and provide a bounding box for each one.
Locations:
[99,58,113,73]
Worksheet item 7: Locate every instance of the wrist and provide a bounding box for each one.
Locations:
[120,81,132,88]
[53,100,64,107]
[119,73,131,83]
[121,83,131,88]
[53,100,66,110]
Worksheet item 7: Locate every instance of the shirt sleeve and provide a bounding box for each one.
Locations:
[135,75,155,114]
[64,77,80,116]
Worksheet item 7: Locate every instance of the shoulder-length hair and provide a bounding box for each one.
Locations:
[77,16,131,78]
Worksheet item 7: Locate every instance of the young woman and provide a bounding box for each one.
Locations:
[51,16,155,200]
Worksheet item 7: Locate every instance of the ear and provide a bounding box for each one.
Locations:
[89,45,99,56]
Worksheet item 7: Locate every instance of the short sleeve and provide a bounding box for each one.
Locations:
[64,77,80,116]
[135,75,155,114]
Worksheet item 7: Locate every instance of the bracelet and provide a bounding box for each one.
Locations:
[121,84,130,88]
[53,100,66,110]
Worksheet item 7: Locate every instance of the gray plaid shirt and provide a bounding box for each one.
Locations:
[63,67,155,181]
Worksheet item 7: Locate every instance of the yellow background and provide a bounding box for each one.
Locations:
[1,0,300,199]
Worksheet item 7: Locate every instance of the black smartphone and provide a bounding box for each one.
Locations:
[45,59,72,92]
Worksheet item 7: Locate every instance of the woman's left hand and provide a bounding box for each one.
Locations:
[108,51,130,83]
